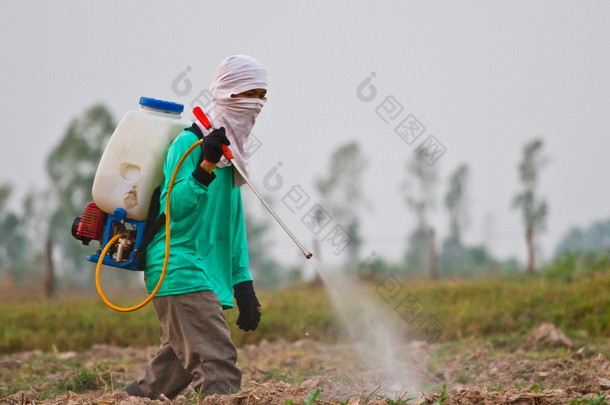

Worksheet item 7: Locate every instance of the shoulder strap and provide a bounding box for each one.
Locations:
[133,187,165,270]
[139,186,165,248]
[185,123,204,139]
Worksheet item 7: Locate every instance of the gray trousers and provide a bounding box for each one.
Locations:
[133,290,242,399]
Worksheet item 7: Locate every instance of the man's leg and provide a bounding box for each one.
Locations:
[123,295,193,399]
[129,342,193,399]
[166,290,242,395]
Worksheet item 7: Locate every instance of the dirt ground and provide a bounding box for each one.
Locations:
[3,324,610,404]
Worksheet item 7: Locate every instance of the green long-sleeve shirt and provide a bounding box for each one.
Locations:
[144,129,252,308]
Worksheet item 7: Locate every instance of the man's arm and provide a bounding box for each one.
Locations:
[159,132,215,222]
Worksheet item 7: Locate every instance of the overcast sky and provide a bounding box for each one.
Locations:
[1,1,609,268]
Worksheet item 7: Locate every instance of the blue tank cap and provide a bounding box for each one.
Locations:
[139,97,184,113]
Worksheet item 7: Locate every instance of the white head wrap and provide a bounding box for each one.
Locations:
[199,55,267,187]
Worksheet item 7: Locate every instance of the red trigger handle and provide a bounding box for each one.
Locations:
[192,106,212,130]
[192,107,234,161]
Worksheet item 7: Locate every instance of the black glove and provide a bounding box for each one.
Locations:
[201,127,230,163]
[233,281,261,332]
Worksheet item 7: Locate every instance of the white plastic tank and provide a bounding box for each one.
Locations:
[92,97,191,221]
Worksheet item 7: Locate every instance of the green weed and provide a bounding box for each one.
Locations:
[304,389,321,405]
[0,353,119,401]
[284,388,321,405]
[357,387,414,405]
[456,371,473,384]
[380,392,415,404]
[433,384,448,405]
[46,364,112,398]
[185,391,206,403]
[569,395,608,405]
[360,386,382,403]
[259,366,320,385]
[383,399,412,405]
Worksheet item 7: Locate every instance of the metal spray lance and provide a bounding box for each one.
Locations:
[192,106,313,260]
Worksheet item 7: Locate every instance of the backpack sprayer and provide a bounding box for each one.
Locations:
[72,97,311,312]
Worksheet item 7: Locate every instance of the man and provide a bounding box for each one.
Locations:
[123,55,267,399]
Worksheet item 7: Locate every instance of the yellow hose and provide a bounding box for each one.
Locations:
[95,140,203,312]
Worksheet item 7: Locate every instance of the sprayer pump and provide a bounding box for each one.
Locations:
[72,204,150,270]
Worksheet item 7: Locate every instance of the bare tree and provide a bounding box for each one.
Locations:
[0,184,13,283]
[44,237,56,299]
[404,149,438,278]
[512,138,548,274]
[445,164,470,245]
[0,184,28,285]
[316,141,366,268]
[440,163,470,276]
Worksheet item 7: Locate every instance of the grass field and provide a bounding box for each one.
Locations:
[2,271,610,354]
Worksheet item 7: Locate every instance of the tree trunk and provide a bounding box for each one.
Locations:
[429,228,439,280]
[44,236,56,299]
[526,226,535,274]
